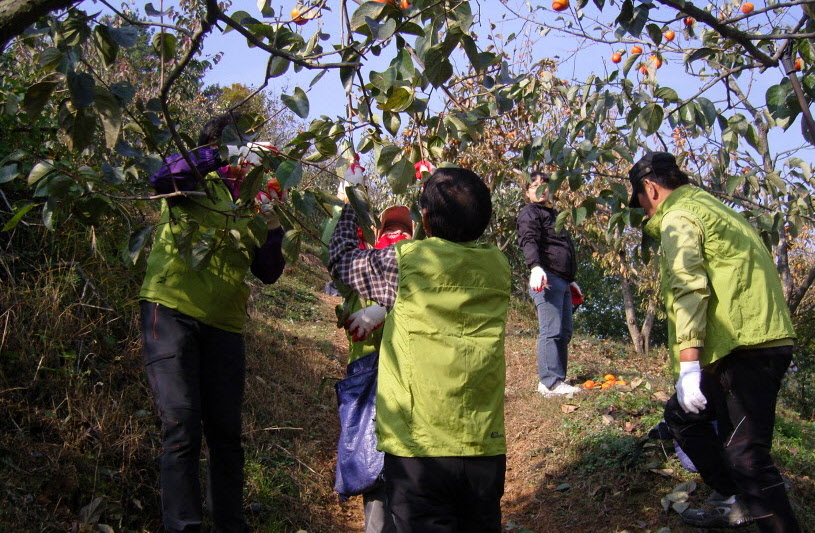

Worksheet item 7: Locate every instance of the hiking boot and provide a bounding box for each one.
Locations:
[681,493,753,528]
[538,381,580,396]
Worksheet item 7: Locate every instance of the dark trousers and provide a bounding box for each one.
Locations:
[664,347,800,533]
[383,454,505,533]
[530,273,573,388]
[140,301,249,533]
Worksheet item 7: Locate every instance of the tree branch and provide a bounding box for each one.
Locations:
[0,0,78,51]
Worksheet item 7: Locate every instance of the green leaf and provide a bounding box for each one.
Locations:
[350,2,387,36]
[0,164,19,184]
[93,25,119,67]
[370,17,397,41]
[347,187,376,244]
[646,23,662,45]
[23,76,60,119]
[376,144,402,174]
[281,87,309,118]
[68,71,95,109]
[94,86,122,148]
[101,163,125,185]
[125,225,153,265]
[370,68,397,92]
[110,81,136,103]
[424,45,454,87]
[383,110,401,136]
[38,48,65,72]
[267,55,290,78]
[381,87,414,112]
[145,3,172,16]
[637,103,664,135]
[282,229,302,264]
[58,101,96,152]
[28,160,56,185]
[108,25,139,47]
[60,15,91,46]
[33,173,75,198]
[685,47,715,64]
[314,136,338,158]
[654,87,679,102]
[2,202,35,232]
[386,157,414,194]
[257,0,275,17]
[275,160,303,189]
[151,33,177,61]
[725,173,746,196]
[189,229,216,271]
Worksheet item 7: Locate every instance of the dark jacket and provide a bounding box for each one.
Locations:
[516,202,577,282]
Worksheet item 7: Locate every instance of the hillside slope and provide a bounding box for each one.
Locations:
[0,252,812,532]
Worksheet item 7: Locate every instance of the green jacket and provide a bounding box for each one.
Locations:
[140,175,268,333]
[644,186,794,372]
[376,237,511,457]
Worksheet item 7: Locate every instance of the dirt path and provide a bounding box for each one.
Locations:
[248,261,806,533]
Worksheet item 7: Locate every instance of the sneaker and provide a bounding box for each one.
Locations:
[538,381,580,396]
[681,493,753,528]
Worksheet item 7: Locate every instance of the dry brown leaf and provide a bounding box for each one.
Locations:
[649,468,675,477]
[652,391,671,402]
[601,414,615,425]
[560,403,579,413]
[624,421,636,432]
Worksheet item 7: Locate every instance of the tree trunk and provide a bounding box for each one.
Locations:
[620,274,645,354]
[0,0,78,51]
[641,298,657,354]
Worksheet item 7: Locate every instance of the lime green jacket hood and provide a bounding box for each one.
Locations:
[376,237,511,457]
[644,186,794,372]
[140,176,268,333]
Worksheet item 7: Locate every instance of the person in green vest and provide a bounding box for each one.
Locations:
[329,168,511,533]
[627,152,799,532]
[334,205,413,533]
[139,112,286,533]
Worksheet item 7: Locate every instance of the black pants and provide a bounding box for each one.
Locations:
[383,454,505,533]
[664,347,800,533]
[140,301,249,533]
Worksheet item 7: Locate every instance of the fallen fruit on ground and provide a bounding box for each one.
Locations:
[584,380,596,389]
[604,374,616,382]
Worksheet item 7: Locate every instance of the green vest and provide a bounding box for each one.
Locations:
[139,175,268,333]
[376,237,511,457]
[645,186,795,371]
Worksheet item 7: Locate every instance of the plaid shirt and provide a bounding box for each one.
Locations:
[328,204,399,310]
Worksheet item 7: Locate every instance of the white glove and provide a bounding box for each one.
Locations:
[345,154,365,185]
[345,304,387,342]
[676,361,707,414]
[529,266,547,292]
[255,194,280,229]
[243,142,278,168]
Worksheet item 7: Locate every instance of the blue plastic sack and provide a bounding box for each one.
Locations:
[334,351,384,500]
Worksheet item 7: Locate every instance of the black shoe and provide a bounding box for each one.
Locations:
[681,493,753,528]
